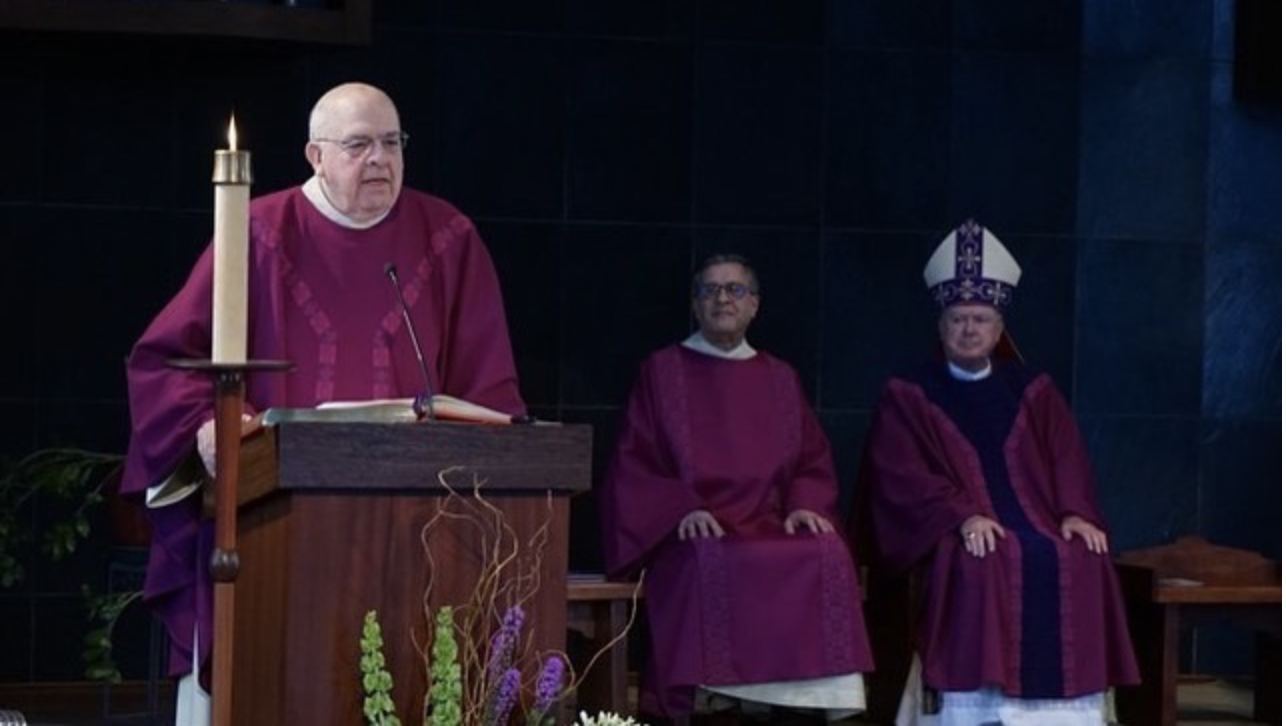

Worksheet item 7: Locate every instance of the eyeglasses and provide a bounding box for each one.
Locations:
[313,132,410,159]
[695,282,757,301]
[943,311,1002,327]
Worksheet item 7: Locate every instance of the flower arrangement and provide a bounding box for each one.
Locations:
[360,468,644,726]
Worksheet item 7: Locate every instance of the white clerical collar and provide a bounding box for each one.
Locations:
[948,359,992,381]
[682,332,757,360]
[302,176,391,230]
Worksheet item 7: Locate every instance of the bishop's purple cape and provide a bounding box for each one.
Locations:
[600,345,873,718]
[856,360,1139,699]
[122,186,525,679]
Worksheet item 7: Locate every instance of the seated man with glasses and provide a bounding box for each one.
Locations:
[599,254,873,724]
[122,81,525,725]
[854,220,1138,725]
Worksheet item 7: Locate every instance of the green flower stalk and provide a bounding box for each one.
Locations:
[361,610,402,726]
[427,606,463,726]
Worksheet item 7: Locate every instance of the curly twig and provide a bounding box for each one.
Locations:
[563,572,646,699]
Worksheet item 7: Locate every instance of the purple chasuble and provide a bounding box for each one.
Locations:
[856,360,1139,699]
[122,186,525,679]
[600,345,873,718]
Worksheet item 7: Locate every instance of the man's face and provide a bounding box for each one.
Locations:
[939,302,1004,371]
[692,262,759,349]
[306,96,404,223]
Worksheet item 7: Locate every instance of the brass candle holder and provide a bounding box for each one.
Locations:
[213,148,253,186]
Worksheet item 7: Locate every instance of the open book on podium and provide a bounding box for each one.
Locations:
[262,394,519,426]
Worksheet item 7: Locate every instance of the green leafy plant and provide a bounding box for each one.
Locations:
[0,448,124,588]
[0,447,142,684]
[82,586,145,684]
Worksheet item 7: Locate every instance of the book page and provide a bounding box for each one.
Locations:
[263,395,515,425]
[427,394,513,424]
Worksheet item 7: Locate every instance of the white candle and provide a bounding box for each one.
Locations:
[212,117,252,364]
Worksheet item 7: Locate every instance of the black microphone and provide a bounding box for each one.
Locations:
[384,262,435,420]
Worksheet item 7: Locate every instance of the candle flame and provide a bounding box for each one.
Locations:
[227,115,238,151]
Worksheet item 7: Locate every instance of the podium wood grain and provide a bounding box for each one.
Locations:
[230,420,591,724]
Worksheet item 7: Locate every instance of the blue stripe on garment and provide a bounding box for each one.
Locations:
[921,363,1064,698]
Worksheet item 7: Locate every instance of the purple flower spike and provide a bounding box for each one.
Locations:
[533,656,565,714]
[487,606,526,684]
[491,667,522,726]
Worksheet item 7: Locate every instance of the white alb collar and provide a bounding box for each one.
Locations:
[682,332,757,360]
[303,176,391,230]
[947,359,992,381]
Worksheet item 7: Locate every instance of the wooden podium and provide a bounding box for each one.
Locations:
[228,419,592,724]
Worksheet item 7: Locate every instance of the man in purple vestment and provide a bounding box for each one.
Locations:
[122,82,525,724]
[855,221,1138,726]
[599,254,873,724]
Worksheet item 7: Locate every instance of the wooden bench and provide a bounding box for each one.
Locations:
[1115,537,1281,726]
[566,574,644,716]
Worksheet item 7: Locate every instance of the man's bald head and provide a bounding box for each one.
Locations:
[309,82,400,140]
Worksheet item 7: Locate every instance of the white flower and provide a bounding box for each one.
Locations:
[576,710,645,726]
